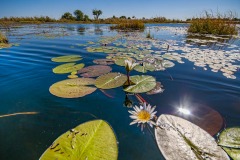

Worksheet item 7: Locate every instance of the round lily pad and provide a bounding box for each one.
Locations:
[93,59,115,65]
[78,65,112,78]
[155,114,230,160]
[219,127,240,148]
[51,55,82,62]
[49,78,96,98]
[124,75,156,93]
[40,120,118,160]
[222,147,240,160]
[95,72,127,89]
[53,63,85,74]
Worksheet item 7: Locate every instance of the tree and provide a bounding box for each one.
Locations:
[74,10,84,21]
[92,9,102,20]
[120,16,126,19]
[61,12,74,20]
[84,15,90,21]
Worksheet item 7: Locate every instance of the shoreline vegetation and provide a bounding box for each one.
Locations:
[188,11,238,35]
[0,10,239,34]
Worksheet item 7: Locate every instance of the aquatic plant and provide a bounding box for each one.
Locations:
[124,59,138,85]
[110,20,145,31]
[0,31,11,48]
[128,102,157,130]
[155,114,230,160]
[40,120,118,160]
[188,11,238,35]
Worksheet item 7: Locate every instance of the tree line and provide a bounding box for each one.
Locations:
[61,9,102,21]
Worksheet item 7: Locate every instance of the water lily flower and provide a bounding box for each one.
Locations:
[128,102,157,130]
[124,59,138,72]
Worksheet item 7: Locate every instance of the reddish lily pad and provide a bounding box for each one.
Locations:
[93,59,115,65]
[78,65,112,78]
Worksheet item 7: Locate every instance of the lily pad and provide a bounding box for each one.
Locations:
[40,120,118,160]
[78,65,112,78]
[53,63,85,74]
[95,72,127,89]
[134,65,147,73]
[155,114,229,160]
[219,127,240,148]
[124,75,156,93]
[49,78,96,98]
[51,55,82,62]
[93,59,115,65]
[146,82,164,95]
[222,147,240,160]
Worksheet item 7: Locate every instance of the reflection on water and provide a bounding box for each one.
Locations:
[0,23,239,160]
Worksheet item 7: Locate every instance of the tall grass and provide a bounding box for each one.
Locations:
[110,20,145,30]
[188,11,238,35]
[0,32,8,44]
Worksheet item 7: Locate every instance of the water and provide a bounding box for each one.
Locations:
[0,23,239,160]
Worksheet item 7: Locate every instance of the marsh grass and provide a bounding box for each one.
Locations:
[110,20,145,31]
[0,31,11,48]
[188,11,238,35]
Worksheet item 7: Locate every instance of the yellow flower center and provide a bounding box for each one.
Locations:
[137,110,151,121]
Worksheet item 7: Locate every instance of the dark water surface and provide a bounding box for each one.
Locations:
[0,24,239,160]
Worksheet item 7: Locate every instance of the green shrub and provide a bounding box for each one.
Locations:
[110,20,145,30]
[0,32,8,43]
[188,12,237,35]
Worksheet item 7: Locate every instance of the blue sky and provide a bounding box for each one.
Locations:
[0,0,239,20]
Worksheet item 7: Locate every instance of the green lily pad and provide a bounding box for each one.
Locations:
[78,65,112,78]
[53,63,85,74]
[146,82,164,95]
[51,55,82,62]
[155,114,230,160]
[124,75,156,93]
[219,127,240,148]
[95,72,127,89]
[134,65,147,73]
[49,78,96,98]
[40,120,118,160]
[222,147,240,160]
[143,62,155,71]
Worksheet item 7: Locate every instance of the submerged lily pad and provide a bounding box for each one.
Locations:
[93,59,115,65]
[155,114,229,160]
[95,72,127,89]
[51,55,82,62]
[124,75,156,93]
[78,65,112,78]
[222,147,240,160]
[219,127,240,148]
[49,78,96,98]
[53,63,85,74]
[40,120,118,160]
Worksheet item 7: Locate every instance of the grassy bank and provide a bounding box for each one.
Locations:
[188,12,238,35]
[110,20,145,31]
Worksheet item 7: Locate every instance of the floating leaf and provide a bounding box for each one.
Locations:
[134,65,147,73]
[124,75,156,93]
[68,75,78,79]
[93,59,115,65]
[40,120,118,160]
[49,78,96,98]
[53,63,85,74]
[95,72,127,89]
[155,114,229,160]
[146,82,164,95]
[51,55,82,62]
[219,127,240,148]
[78,65,112,78]
[222,147,240,160]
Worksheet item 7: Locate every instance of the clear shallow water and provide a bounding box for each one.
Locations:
[0,23,239,160]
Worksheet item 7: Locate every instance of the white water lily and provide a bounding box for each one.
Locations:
[124,59,138,72]
[128,102,157,130]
